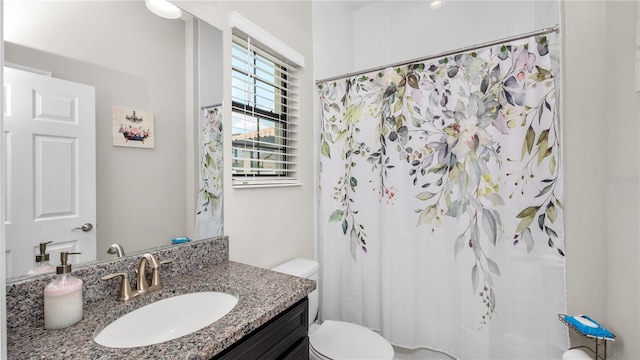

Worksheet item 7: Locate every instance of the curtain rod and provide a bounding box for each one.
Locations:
[201,103,222,110]
[315,25,559,84]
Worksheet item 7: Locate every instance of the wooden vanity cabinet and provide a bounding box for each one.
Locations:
[213,297,309,360]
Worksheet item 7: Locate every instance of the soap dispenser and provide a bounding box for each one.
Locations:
[26,241,56,276]
[44,252,83,330]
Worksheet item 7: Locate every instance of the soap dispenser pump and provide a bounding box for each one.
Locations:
[26,241,56,276]
[44,252,83,330]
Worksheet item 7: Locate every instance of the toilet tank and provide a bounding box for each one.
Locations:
[271,258,319,325]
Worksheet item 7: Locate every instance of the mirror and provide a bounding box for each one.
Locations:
[3,1,223,279]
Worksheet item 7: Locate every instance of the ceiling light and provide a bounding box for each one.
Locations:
[145,0,182,19]
[430,0,443,10]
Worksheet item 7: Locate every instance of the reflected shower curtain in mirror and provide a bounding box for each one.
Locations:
[318,34,568,359]
[196,105,223,240]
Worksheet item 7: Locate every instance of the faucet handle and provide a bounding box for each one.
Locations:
[102,272,137,301]
[148,258,173,290]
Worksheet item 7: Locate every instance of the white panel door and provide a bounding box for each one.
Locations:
[4,67,96,277]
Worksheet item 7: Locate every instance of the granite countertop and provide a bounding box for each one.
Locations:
[7,260,316,359]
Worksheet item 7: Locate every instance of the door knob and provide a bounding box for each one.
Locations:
[72,223,93,232]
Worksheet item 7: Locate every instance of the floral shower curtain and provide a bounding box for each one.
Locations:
[195,105,223,240]
[318,34,568,359]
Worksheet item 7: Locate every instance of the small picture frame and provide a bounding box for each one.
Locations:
[112,106,155,148]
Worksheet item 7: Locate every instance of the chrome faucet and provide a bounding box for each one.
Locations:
[136,253,172,294]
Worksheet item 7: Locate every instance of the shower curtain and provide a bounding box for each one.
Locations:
[195,105,223,240]
[318,34,568,359]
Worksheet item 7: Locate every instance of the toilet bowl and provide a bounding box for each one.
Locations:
[562,349,593,360]
[272,258,394,360]
[309,319,394,360]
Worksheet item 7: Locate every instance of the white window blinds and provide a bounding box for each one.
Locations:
[231,34,300,185]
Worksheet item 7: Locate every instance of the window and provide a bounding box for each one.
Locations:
[231,34,299,185]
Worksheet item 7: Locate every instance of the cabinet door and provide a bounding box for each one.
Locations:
[214,297,309,360]
[281,337,309,360]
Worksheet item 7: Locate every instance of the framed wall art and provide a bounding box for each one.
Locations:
[112,106,155,148]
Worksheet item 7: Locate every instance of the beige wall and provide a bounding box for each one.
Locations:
[564,2,639,359]
[180,1,316,269]
[603,1,640,359]
[562,0,609,351]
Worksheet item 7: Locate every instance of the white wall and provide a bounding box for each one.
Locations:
[313,1,639,359]
[353,1,557,73]
[314,1,558,81]
[179,1,316,269]
[312,1,355,80]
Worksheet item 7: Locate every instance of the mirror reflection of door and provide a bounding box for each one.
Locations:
[4,66,97,277]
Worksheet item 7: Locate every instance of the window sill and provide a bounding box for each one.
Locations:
[232,179,303,189]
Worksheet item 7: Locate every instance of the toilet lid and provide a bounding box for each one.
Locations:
[309,320,394,360]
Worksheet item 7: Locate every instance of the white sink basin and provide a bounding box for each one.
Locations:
[94,291,238,348]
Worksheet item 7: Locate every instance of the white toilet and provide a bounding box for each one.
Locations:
[272,258,394,360]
